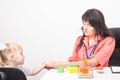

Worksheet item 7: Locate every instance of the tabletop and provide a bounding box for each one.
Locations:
[40,67,120,80]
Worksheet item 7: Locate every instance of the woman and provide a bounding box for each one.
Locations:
[45,8,115,68]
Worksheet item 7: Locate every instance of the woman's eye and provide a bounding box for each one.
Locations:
[88,24,92,27]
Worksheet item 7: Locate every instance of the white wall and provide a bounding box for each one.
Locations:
[0,0,120,77]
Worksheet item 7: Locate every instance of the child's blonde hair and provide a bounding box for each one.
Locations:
[0,42,23,66]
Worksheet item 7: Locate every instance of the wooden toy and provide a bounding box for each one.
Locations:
[78,60,93,77]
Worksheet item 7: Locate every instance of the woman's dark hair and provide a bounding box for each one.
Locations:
[76,8,112,51]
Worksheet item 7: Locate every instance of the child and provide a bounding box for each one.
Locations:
[0,42,46,76]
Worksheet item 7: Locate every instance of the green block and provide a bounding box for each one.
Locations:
[68,64,78,67]
[57,67,64,73]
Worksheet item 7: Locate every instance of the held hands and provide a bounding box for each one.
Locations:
[43,61,66,69]
[44,61,56,69]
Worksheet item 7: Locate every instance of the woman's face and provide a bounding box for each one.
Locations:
[82,21,96,38]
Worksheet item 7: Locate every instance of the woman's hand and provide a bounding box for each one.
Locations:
[43,61,67,69]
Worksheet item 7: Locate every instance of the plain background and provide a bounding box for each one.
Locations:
[0,0,120,79]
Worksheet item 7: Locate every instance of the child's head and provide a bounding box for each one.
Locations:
[0,42,24,67]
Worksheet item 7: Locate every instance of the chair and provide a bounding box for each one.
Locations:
[0,68,27,80]
[0,72,6,80]
[108,28,120,66]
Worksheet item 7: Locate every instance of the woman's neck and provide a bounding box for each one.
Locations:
[88,36,97,46]
[88,35,96,40]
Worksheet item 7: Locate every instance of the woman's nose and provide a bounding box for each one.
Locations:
[83,25,88,30]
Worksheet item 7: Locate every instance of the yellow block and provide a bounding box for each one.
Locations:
[82,60,87,65]
[67,67,78,73]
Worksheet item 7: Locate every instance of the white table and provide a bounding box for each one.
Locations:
[40,67,120,80]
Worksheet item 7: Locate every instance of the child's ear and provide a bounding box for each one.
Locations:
[9,54,15,61]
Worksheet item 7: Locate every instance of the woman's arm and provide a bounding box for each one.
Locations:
[45,60,82,69]
[93,37,115,66]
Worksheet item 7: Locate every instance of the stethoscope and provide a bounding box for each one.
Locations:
[83,41,99,59]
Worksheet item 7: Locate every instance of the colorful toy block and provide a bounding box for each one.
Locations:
[67,64,78,73]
